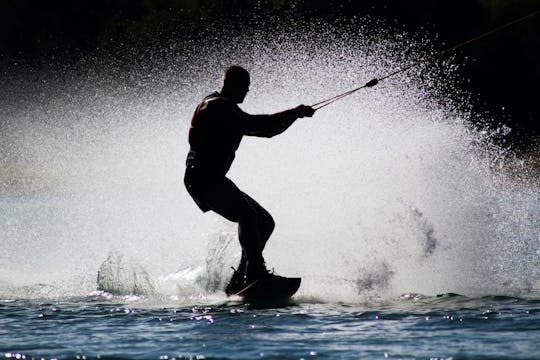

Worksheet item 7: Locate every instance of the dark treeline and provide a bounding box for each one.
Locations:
[1,0,539,145]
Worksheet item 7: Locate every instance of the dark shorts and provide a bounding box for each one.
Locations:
[184,168,276,258]
[184,170,254,222]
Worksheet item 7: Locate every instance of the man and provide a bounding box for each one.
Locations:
[184,65,315,295]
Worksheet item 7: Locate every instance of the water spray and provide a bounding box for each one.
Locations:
[312,10,540,110]
[2,11,539,301]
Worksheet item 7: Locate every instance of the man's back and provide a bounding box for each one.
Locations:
[187,92,244,180]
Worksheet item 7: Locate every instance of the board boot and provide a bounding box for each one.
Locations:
[224,260,247,296]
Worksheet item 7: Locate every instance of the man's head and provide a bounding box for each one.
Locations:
[221,65,250,103]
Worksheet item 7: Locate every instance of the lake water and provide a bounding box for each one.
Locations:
[1,293,539,359]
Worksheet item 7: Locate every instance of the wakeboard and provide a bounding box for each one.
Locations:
[233,276,301,303]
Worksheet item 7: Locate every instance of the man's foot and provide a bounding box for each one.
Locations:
[224,266,246,296]
[245,261,284,285]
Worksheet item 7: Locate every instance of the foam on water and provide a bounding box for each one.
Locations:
[1,18,538,303]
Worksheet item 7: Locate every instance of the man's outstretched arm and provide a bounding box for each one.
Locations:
[241,105,315,138]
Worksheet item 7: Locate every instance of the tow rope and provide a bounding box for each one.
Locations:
[311,10,539,110]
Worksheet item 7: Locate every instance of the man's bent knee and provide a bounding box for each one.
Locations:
[260,212,275,238]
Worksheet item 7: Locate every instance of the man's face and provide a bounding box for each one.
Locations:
[233,81,250,103]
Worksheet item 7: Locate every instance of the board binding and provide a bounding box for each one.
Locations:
[233,276,301,302]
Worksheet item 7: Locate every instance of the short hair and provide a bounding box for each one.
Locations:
[223,65,250,87]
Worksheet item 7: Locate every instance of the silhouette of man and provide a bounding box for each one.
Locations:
[184,65,315,295]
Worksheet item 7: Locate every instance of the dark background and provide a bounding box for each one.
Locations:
[1,0,539,148]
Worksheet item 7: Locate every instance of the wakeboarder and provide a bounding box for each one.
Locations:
[184,65,315,295]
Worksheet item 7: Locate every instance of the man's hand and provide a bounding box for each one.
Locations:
[295,105,316,118]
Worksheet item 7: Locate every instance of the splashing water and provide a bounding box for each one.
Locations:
[0,18,538,304]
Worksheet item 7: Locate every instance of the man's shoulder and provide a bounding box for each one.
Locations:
[202,92,221,101]
[200,92,238,112]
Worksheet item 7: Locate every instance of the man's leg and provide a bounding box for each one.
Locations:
[200,178,271,291]
[242,194,275,252]
[224,195,274,292]
[238,195,278,285]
